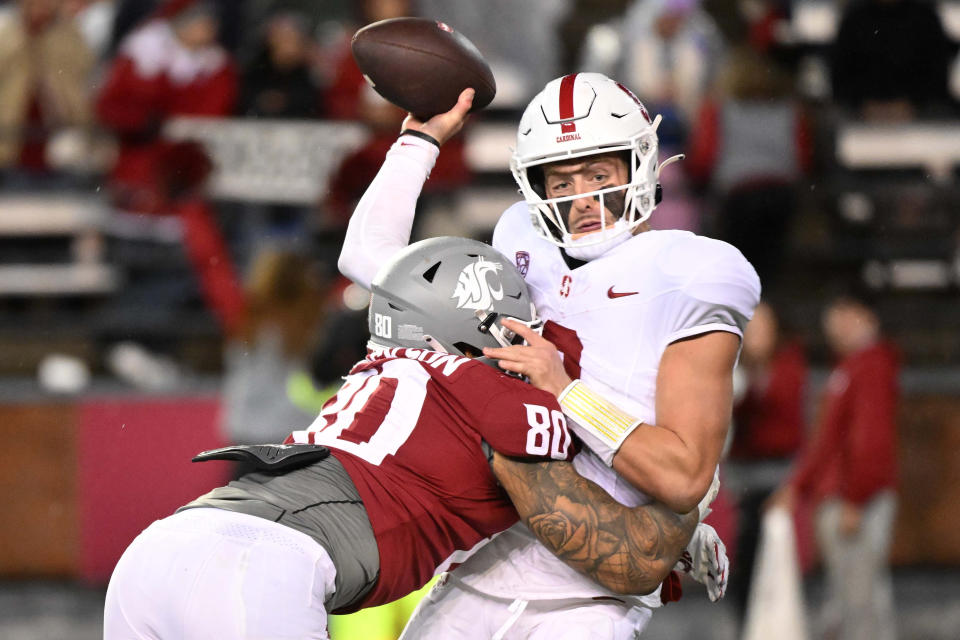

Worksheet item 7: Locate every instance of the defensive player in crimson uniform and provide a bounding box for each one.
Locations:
[103,238,698,640]
[338,73,760,638]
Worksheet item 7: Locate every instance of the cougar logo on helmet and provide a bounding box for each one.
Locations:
[452,257,504,310]
[369,237,537,365]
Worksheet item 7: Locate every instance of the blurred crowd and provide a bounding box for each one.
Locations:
[1,0,957,275]
[1,0,956,305]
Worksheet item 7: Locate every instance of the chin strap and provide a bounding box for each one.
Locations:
[563,219,634,261]
[423,335,448,353]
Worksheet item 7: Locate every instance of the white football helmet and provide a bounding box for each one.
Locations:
[511,73,681,256]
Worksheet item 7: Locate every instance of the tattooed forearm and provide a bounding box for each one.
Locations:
[492,452,698,595]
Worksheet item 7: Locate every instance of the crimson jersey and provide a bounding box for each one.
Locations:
[287,346,575,609]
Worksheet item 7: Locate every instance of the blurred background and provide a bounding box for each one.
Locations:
[1,0,959,638]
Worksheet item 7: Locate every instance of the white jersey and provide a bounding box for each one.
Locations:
[447,201,760,605]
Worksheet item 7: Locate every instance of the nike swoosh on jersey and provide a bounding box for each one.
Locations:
[607,286,639,298]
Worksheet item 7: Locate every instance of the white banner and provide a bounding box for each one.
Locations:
[164,118,369,205]
[743,507,809,640]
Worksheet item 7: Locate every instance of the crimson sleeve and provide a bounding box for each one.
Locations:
[789,390,845,498]
[478,382,576,462]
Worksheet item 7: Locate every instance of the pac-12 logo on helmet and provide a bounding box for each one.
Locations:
[452,257,504,310]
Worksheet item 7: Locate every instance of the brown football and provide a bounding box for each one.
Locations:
[351,17,496,121]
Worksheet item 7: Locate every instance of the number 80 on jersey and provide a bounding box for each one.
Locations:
[524,404,572,459]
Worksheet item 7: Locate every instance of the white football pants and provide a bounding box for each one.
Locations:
[399,574,652,640]
[103,508,337,640]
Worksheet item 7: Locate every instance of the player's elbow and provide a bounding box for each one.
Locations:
[615,451,708,513]
[654,476,703,514]
[669,469,716,514]
[336,250,369,289]
[605,566,673,597]
[336,249,355,280]
[622,472,698,514]
[663,492,699,516]
[631,576,666,597]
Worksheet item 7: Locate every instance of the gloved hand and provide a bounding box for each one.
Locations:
[697,467,721,521]
[674,522,728,602]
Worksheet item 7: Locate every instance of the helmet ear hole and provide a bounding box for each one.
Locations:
[655,183,662,205]
[453,342,483,358]
[422,262,441,283]
[527,165,546,199]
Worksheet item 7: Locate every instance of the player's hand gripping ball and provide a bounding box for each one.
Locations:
[351,17,496,120]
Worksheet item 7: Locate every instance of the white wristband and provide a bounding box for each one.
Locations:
[558,380,642,466]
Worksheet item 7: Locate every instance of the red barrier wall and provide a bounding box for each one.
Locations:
[76,396,230,583]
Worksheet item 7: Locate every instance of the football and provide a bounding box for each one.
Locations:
[351,17,496,121]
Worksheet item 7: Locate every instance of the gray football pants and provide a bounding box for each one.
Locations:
[814,491,897,640]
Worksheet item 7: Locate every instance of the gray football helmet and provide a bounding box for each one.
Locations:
[368,237,541,366]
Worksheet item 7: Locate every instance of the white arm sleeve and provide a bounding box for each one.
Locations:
[336,134,440,289]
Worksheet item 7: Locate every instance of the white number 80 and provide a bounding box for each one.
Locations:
[523,404,571,459]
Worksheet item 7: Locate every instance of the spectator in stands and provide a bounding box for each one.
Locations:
[222,247,326,475]
[418,0,567,106]
[555,0,631,75]
[579,0,725,143]
[769,291,899,640]
[832,0,954,121]
[232,9,319,264]
[97,0,237,211]
[237,11,318,119]
[686,44,811,292]
[0,0,94,178]
[107,0,243,57]
[725,300,808,622]
[97,0,244,334]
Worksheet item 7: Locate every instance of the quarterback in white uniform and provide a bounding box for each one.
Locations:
[338,73,760,638]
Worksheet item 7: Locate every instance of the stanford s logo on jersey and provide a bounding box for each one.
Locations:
[515,251,530,277]
[559,275,572,298]
[452,257,504,310]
